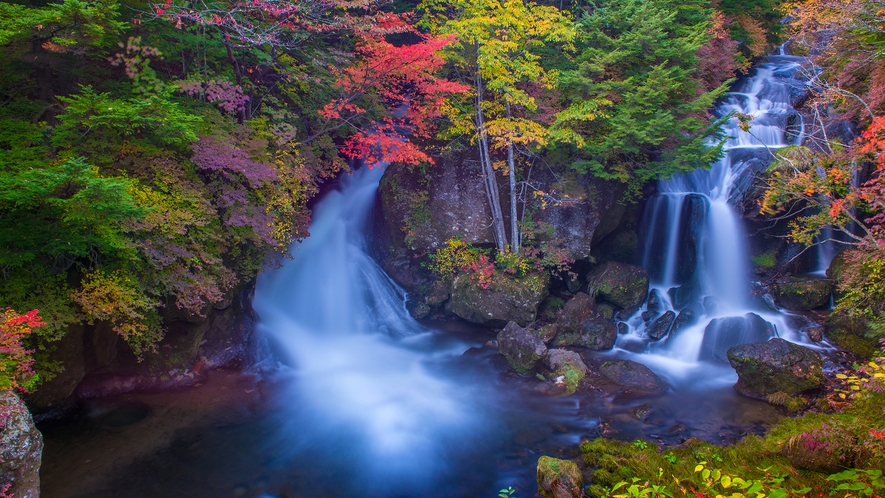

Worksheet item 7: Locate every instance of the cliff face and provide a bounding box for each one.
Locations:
[0,390,43,498]
[376,149,631,293]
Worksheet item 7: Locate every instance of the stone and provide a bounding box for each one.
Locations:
[826,248,853,284]
[598,359,667,392]
[498,322,547,374]
[588,262,649,310]
[646,289,663,313]
[802,323,824,342]
[534,324,559,344]
[773,277,832,311]
[408,301,431,320]
[0,391,42,498]
[448,272,549,327]
[553,293,617,351]
[544,349,588,394]
[700,313,775,362]
[537,456,583,498]
[647,310,676,340]
[727,338,823,399]
[669,308,697,338]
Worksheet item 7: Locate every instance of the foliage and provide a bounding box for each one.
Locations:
[828,469,885,498]
[752,251,777,269]
[0,308,43,392]
[556,0,731,192]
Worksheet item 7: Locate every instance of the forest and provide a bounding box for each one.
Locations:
[0,0,884,496]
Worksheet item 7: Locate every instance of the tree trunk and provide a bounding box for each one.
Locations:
[506,102,519,253]
[475,68,507,252]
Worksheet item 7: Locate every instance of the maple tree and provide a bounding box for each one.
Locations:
[0,309,43,392]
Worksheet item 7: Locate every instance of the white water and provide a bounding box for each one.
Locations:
[618,54,830,385]
[252,166,489,496]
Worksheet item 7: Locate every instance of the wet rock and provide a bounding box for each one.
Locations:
[700,313,775,362]
[0,391,42,498]
[773,277,832,311]
[803,323,824,342]
[647,311,676,340]
[727,338,823,399]
[641,310,657,322]
[670,284,698,310]
[498,322,547,374]
[597,303,616,321]
[598,359,667,392]
[553,293,617,350]
[646,289,663,313]
[544,349,588,395]
[669,308,697,338]
[587,262,649,310]
[408,301,431,320]
[449,272,549,327]
[537,456,582,498]
[633,404,653,420]
[617,322,629,335]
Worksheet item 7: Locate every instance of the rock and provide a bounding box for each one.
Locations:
[641,310,657,322]
[826,248,853,284]
[669,308,697,338]
[598,359,667,392]
[592,230,638,264]
[633,404,653,420]
[408,301,431,320]
[773,277,832,311]
[646,289,663,313]
[597,303,616,321]
[588,262,649,310]
[424,279,451,308]
[802,323,824,342]
[700,313,775,362]
[727,338,823,399]
[553,293,616,350]
[0,391,42,498]
[670,283,698,310]
[544,349,588,394]
[617,322,629,335]
[647,310,676,340]
[825,311,869,338]
[498,322,547,374]
[449,272,549,327]
[24,323,87,416]
[534,324,559,344]
[537,456,583,498]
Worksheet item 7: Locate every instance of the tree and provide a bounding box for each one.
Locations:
[420,0,580,253]
[557,0,730,191]
[0,308,43,392]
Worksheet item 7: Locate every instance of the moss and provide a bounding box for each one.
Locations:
[829,330,880,357]
[560,361,584,394]
[752,251,777,268]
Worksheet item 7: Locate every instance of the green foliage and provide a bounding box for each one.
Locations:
[498,486,515,498]
[428,238,487,279]
[752,251,777,269]
[0,0,125,48]
[556,0,730,192]
[828,469,885,497]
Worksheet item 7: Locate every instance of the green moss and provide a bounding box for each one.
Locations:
[752,251,777,269]
[560,361,584,394]
[829,330,880,357]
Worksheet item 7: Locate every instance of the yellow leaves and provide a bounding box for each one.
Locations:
[485,117,550,149]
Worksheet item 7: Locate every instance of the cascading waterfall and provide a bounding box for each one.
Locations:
[252,166,491,496]
[619,52,826,384]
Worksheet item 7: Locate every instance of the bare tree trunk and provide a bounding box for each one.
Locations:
[506,102,519,253]
[475,67,507,252]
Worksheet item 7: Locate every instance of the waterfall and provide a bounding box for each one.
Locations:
[252,166,490,497]
[618,52,826,384]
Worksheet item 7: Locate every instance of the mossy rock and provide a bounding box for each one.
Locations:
[0,391,42,498]
[553,293,617,351]
[537,456,583,498]
[773,277,831,311]
[448,272,549,327]
[727,338,823,399]
[544,349,588,395]
[598,359,667,392]
[587,261,649,310]
[497,321,547,374]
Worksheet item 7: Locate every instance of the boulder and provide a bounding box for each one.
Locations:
[544,349,588,394]
[498,322,547,374]
[534,324,559,344]
[553,293,617,351]
[726,338,823,399]
[700,313,775,362]
[598,359,667,392]
[0,391,42,498]
[826,248,853,284]
[647,310,676,340]
[773,277,832,311]
[449,272,549,327]
[537,456,583,498]
[588,262,649,310]
[669,308,697,338]
[646,289,664,313]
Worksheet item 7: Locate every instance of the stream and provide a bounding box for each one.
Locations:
[40,52,825,497]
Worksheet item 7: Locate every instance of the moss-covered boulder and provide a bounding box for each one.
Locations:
[826,248,853,284]
[553,293,617,350]
[598,359,668,392]
[0,391,42,498]
[773,277,832,311]
[537,456,583,498]
[544,349,588,394]
[498,321,547,374]
[448,272,549,327]
[726,338,823,399]
[587,261,649,310]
